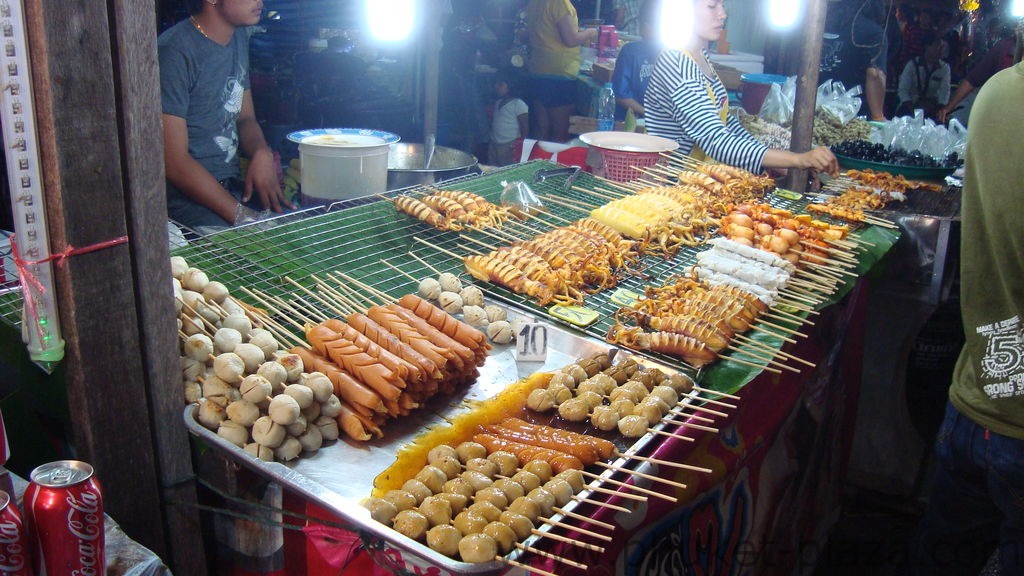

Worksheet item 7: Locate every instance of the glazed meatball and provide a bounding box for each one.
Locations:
[460,470,494,492]
[510,470,541,492]
[362,497,397,525]
[499,510,534,541]
[523,460,553,483]
[483,521,518,555]
[467,500,502,523]
[486,451,519,477]
[443,477,476,500]
[507,496,542,523]
[526,388,556,412]
[452,510,488,536]
[418,495,453,527]
[428,444,459,465]
[402,479,432,504]
[383,490,417,512]
[547,372,576,390]
[543,478,575,507]
[455,441,487,463]
[472,487,509,511]
[557,397,590,422]
[464,457,498,478]
[526,487,556,517]
[458,533,498,564]
[393,509,429,541]
[591,404,620,431]
[436,491,468,515]
[426,524,462,558]
[554,469,585,493]
[618,414,650,438]
[415,465,448,494]
[435,455,463,480]
[491,478,526,502]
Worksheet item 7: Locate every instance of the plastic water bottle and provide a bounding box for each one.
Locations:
[597,83,615,131]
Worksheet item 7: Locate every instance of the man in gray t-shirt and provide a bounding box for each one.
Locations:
[159,0,292,230]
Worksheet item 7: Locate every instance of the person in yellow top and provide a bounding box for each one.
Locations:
[526,0,598,142]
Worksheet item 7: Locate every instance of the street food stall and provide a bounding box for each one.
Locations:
[0,0,976,574]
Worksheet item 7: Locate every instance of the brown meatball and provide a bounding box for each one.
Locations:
[526,487,556,517]
[443,477,475,500]
[383,490,417,512]
[452,510,488,536]
[435,455,463,480]
[418,495,453,527]
[401,479,432,504]
[467,500,502,523]
[492,478,526,502]
[435,491,468,515]
[473,486,509,510]
[426,524,461,558]
[427,444,459,465]
[499,510,535,540]
[543,478,575,507]
[415,465,448,494]
[486,451,519,477]
[554,469,585,493]
[483,521,518,555]
[393,509,429,541]
[507,496,542,523]
[523,460,553,483]
[458,532,498,563]
[455,441,487,463]
[362,497,397,525]
[460,470,494,492]
[510,470,541,492]
[465,457,498,478]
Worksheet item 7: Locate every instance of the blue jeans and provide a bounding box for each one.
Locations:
[911,401,1024,575]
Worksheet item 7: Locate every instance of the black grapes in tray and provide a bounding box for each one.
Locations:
[831,139,960,168]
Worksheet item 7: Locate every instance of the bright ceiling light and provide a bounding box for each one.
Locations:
[368,0,416,42]
[1013,0,1024,17]
[768,0,801,30]
[659,0,695,51]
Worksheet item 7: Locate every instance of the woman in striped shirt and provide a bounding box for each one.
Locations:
[645,0,838,177]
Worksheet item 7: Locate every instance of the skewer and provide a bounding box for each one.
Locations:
[550,506,616,531]
[538,193,598,211]
[669,409,716,423]
[734,334,816,368]
[177,298,216,335]
[728,347,801,374]
[680,393,735,410]
[755,316,809,337]
[499,555,559,576]
[571,185,621,202]
[747,323,798,344]
[719,352,782,373]
[532,524,602,553]
[595,461,687,489]
[413,236,465,260]
[691,385,740,400]
[378,259,419,284]
[669,402,727,418]
[579,482,647,502]
[647,428,695,442]
[579,470,677,502]
[623,453,713,474]
[515,544,587,570]
[571,495,631,513]
[724,343,782,365]
[660,417,719,433]
[540,516,614,541]
[406,250,442,275]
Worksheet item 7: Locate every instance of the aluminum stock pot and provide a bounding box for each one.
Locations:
[387,143,479,190]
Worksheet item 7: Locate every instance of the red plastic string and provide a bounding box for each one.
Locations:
[302,524,363,568]
[9,234,129,346]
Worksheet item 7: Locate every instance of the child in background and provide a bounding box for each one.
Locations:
[489,72,529,166]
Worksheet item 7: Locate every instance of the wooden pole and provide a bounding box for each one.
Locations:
[784,0,828,193]
[25,1,205,572]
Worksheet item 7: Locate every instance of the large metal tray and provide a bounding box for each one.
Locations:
[184,308,702,574]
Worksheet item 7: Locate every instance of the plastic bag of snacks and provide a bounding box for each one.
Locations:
[816,80,863,125]
[872,112,967,160]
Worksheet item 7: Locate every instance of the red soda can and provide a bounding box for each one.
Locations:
[0,490,32,575]
[24,460,103,576]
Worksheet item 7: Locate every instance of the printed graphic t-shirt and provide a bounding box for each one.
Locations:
[949,62,1024,439]
[159,20,250,183]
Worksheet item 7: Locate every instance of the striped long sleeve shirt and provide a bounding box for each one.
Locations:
[645,49,768,174]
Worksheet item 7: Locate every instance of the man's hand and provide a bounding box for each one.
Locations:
[798,146,839,177]
[243,146,294,213]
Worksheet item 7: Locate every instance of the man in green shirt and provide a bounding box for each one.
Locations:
[911,25,1024,576]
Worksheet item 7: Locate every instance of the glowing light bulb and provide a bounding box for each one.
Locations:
[368,0,416,42]
[768,0,802,30]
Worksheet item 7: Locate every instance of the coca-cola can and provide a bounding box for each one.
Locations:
[24,460,104,576]
[0,490,32,575]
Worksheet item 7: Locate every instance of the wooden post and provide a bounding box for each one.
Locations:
[784,0,828,193]
[24,1,205,573]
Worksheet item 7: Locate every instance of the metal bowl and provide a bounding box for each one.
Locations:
[387,143,479,190]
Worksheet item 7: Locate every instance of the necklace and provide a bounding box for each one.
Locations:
[190,16,211,40]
